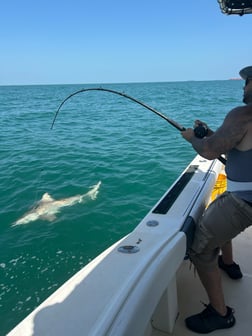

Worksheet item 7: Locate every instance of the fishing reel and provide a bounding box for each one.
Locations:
[194,123,208,138]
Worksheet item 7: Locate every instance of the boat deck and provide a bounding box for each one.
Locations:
[154,226,252,335]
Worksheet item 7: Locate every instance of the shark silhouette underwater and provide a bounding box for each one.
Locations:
[13,181,101,226]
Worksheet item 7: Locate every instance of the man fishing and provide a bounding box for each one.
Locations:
[181,66,252,333]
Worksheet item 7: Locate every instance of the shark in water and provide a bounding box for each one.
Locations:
[13,181,101,226]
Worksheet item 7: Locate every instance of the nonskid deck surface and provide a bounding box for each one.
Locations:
[152,226,252,336]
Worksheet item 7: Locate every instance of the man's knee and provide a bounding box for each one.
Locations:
[189,247,220,272]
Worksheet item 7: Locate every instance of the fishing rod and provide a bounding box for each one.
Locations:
[51,87,185,131]
[51,87,226,165]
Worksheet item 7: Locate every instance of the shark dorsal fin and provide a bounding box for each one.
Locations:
[41,193,54,202]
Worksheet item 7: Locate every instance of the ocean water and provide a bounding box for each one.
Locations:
[0,80,243,334]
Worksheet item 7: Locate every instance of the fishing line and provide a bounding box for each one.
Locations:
[32,168,45,206]
[51,87,226,165]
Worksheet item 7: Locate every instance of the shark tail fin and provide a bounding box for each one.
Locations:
[80,181,102,202]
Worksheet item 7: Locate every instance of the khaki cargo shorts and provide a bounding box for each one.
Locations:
[189,191,252,271]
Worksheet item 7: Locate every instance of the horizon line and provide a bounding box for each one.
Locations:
[0,78,242,87]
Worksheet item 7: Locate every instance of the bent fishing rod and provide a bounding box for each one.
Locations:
[51,87,226,165]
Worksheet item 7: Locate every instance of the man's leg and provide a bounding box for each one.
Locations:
[219,240,243,279]
[197,266,226,315]
[221,240,233,264]
[185,261,236,333]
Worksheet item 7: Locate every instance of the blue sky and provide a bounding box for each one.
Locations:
[0,0,251,85]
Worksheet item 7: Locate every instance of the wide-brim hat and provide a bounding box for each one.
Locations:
[239,66,252,80]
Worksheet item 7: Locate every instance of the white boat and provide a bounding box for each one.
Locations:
[8,154,252,335]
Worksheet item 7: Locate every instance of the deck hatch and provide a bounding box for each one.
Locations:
[152,165,199,214]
